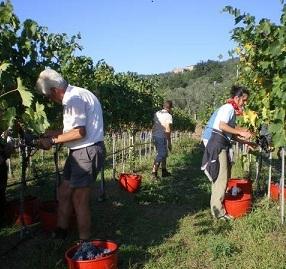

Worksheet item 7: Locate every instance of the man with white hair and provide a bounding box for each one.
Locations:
[36,69,104,242]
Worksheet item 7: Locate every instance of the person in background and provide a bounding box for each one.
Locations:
[151,100,173,179]
[0,133,13,224]
[36,69,104,242]
[201,85,256,220]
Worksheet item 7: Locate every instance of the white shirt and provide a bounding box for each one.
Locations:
[152,109,173,138]
[212,103,236,140]
[62,85,104,149]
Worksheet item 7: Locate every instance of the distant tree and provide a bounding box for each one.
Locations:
[159,72,188,89]
[154,59,237,121]
[190,60,222,79]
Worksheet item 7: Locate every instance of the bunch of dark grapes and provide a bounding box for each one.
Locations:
[256,125,273,153]
[72,242,111,261]
[256,135,271,152]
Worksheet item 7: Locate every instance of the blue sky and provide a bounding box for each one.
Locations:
[11,0,283,74]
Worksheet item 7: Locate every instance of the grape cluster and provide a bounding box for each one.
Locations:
[72,242,111,261]
[256,125,272,153]
[256,135,272,153]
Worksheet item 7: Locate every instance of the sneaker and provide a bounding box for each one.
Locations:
[162,169,171,177]
[51,227,68,240]
[218,214,234,221]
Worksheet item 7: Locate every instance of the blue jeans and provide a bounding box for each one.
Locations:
[153,136,168,163]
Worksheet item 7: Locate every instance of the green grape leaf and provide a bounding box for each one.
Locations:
[22,102,50,134]
[271,127,286,147]
[0,1,13,23]
[0,62,10,79]
[0,62,10,72]
[23,19,38,37]
[17,77,33,107]
[0,107,16,130]
[269,42,281,56]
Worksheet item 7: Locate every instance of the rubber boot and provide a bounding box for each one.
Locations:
[162,169,171,177]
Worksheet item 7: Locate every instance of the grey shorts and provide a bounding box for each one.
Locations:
[153,136,168,162]
[63,142,105,188]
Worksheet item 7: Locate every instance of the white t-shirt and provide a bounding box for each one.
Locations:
[212,103,236,140]
[62,85,104,149]
[152,109,173,138]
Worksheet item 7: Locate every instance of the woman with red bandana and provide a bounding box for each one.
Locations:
[201,85,256,220]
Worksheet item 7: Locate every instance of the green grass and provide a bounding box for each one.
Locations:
[1,137,286,269]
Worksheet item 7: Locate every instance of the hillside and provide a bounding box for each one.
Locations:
[152,58,239,122]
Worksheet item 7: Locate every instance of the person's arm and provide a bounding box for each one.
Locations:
[233,135,258,150]
[52,126,86,144]
[38,126,86,149]
[164,123,172,151]
[43,130,63,138]
[219,121,252,140]
[0,142,13,165]
[4,142,13,158]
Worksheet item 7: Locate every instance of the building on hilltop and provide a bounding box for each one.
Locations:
[172,65,194,73]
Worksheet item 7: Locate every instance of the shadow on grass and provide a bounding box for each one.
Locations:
[0,141,215,269]
[91,142,214,268]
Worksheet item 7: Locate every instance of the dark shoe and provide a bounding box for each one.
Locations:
[51,227,68,240]
[162,169,171,177]
[151,172,159,180]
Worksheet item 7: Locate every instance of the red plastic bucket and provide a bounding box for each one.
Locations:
[39,200,58,232]
[224,193,252,218]
[65,240,118,269]
[270,182,279,200]
[39,201,77,232]
[5,195,39,225]
[227,178,252,197]
[119,173,142,193]
[270,182,286,201]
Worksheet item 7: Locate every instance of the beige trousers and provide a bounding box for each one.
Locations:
[210,149,230,218]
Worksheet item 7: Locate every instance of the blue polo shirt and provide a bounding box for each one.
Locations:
[202,110,218,142]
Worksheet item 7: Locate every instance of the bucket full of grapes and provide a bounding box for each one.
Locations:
[65,239,118,269]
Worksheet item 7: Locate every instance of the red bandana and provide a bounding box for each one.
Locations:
[226,99,243,115]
